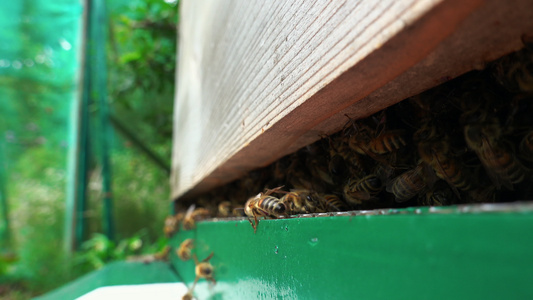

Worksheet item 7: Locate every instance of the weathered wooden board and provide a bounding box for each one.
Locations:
[171,0,533,200]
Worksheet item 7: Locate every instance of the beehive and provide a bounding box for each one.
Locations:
[169,1,533,299]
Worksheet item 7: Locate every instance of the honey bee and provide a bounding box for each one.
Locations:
[182,292,194,300]
[347,123,373,156]
[306,156,335,187]
[245,186,287,233]
[183,205,212,230]
[217,201,232,217]
[490,39,533,94]
[468,186,496,203]
[126,246,171,264]
[347,116,406,155]
[326,133,366,180]
[347,123,406,170]
[415,127,471,198]
[464,113,528,189]
[479,142,528,189]
[177,238,194,261]
[387,163,435,203]
[419,182,457,206]
[163,213,183,237]
[367,130,407,154]
[279,191,304,215]
[232,207,247,217]
[193,252,216,284]
[328,153,348,180]
[270,156,290,186]
[343,175,383,205]
[280,189,323,214]
[154,245,171,261]
[319,194,348,212]
[286,153,315,190]
[185,252,216,300]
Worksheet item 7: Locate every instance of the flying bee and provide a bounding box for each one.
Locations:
[193,252,216,284]
[177,238,194,261]
[163,213,183,237]
[319,194,349,212]
[182,292,194,300]
[343,175,383,205]
[185,252,216,300]
[387,163,435,203]
[245,186,287,233]
[183,205,212,230]
[217,201,232,217]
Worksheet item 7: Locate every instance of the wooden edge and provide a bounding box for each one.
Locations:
[174,0,532,200]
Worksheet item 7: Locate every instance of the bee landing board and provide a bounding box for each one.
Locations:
[172,0,533,200]
[169,204,533,299]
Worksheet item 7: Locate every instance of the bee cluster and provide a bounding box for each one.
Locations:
[172,40,533,230]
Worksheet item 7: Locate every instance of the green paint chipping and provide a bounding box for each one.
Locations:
[171,206,533,299]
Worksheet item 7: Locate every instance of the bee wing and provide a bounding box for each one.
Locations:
[266,186,288,195]
[201,252,214,262]
[385,170,407,194]
[185,204,196,219]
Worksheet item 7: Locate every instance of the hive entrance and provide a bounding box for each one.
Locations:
[175,43,533,222]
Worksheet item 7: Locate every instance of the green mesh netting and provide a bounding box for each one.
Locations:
[0,0,83,246]
[0,0,176,295]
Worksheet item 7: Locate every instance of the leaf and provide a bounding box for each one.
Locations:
[119,52,142,64]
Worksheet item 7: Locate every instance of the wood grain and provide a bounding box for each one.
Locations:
[172,0,533,200]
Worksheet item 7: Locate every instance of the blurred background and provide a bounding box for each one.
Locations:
[0,0,178,298]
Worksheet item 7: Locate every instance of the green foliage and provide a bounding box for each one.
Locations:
[108,0,177,154]
[74,231,169,273]
[76,232,143,269]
